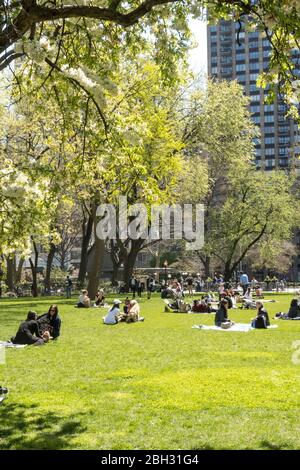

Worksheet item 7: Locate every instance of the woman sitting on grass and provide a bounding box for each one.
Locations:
[37,304,61,339]
[242,287,255,309]
[94,289,105,307]
[103,299,121,325]
[77,290,91,308]
[11,311,49,346]
[251,301,270,328]
[215,299,234,328]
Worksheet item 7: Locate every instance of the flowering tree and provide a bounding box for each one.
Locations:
[1,1,300,114]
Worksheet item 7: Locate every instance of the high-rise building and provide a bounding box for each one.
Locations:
[207,19,300,172]
[207,19,300,281]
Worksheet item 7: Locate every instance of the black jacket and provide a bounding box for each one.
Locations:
[215,306,228,326]
[12,320,41,345]
[288,305,300,319]
[37,313,61,339]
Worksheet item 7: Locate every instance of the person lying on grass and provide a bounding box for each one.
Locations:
[274,298,300,320]
[251,301,270,329]
[37,304,61,339]
[164,299,191,313]
[11,311,50,346]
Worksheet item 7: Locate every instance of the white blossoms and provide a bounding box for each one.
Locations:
[61,65,118,108]
[15,37,55,64]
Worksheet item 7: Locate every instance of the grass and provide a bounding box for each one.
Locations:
[1,292,300,450]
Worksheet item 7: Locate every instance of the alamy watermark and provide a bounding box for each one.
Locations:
[94,197,204,250]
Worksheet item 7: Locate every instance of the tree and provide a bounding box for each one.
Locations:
[205,161,299,281]
[2,1,300,114]
[179,79,258,276]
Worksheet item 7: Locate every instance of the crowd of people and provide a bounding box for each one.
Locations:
[6,269,298,344]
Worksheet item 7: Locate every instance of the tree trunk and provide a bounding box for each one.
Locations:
[204,256,211,278]
[224,261,234,282]
[111,262,120,285]
[109,241,124,286]
[122,239,144,291]
[6,256,15,291]
[16,257,25,284]
[78,209,95,289]
[29,240,39,297]
[87,237,105,299]
[44,243,56,294]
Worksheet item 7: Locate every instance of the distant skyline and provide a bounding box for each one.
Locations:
[189,19,208,75]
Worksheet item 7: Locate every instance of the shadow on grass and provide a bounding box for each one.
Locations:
[260,440,292,450]
[0,401,87,449]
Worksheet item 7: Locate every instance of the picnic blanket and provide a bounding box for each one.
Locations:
[0,340,27,349]
[192,323,278,332]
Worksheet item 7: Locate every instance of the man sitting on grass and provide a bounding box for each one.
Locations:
[11,311,49,346]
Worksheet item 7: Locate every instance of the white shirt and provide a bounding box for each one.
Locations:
[104,307,120,325]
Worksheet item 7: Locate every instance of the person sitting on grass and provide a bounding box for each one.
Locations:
[191,300,216,313]
[242,287,255,309]
[77,289,91,308]
[215,299,234,328]
[165,299,190,313]
[255,285,264,299]
[103,299,121,325]
[37,305,61,339]
[125,300,144,323]
[274,298,300,320]
[251,301,270,328]
[11,311,48,346]
[94,289,105,307]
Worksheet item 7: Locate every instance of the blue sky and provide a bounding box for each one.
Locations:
[188,18,208,75]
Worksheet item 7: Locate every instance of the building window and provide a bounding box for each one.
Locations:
[265,137,275,144]
[279,136,290,144]
[264,104,274,112]
[250,94,260,102]
[236,63,246,72]
[264,126,274,134]
[250,105,260,113]
[221,67,232,75]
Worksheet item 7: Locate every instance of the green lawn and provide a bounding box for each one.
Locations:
[1,293,300,450]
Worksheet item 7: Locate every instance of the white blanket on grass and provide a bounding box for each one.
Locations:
[192,323,278,332]
[0,341,27,349]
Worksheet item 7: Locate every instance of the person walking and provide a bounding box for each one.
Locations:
[66,275,73,298]
[240,271,249,295]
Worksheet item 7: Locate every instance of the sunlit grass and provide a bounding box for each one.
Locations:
[1,293,300,449]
